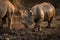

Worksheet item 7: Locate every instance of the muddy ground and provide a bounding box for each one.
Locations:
[0,8,60,40]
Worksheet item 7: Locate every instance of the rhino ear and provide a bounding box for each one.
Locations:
[30,10,32,12]
[28,8,31,12]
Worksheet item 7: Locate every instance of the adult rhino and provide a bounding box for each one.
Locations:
[29,2,55,31]
[0,0,20,32]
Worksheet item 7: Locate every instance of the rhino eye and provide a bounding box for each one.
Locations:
[15,12,21,16]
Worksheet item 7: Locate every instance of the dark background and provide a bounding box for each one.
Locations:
[9,0,60,9]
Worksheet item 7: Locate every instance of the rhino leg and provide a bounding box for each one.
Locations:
[32,19,41,32]
[32,22,38,32]
[0,19,3,34]
[7,13,11,33]
[46,17,53,28]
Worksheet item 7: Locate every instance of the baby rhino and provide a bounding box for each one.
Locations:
[29,2,55,31]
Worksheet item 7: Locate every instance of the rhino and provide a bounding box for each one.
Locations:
[0,0,20,32]
[28,2,55,31]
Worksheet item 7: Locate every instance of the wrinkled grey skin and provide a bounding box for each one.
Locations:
[19,9,34,28]
[29,2,55,31]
